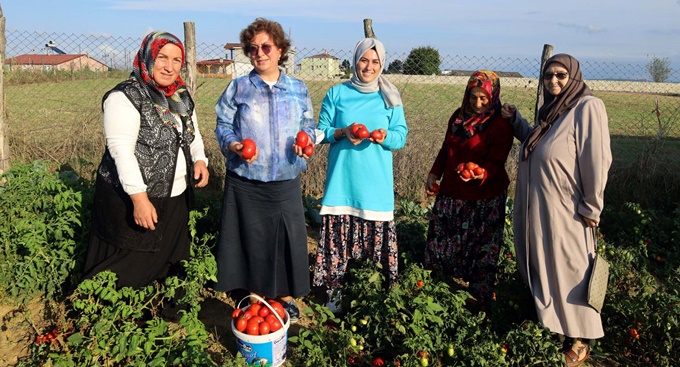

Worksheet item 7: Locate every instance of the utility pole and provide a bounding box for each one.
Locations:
[0,4,9,174]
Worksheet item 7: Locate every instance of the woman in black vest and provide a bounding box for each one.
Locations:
[82,31,209,288]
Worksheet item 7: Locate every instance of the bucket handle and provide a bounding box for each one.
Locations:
[236,294,290,332]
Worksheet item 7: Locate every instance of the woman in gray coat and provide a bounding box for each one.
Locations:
[502,53,612,367]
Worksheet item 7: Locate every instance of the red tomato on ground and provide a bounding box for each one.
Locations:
[371,130,384,141]
[303,145,314,157]
[295,131,310,148]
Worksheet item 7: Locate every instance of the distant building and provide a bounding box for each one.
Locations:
[5,54,109,72]
[441,69,524,78]
[299,50,340,78]
[197,58,234,78]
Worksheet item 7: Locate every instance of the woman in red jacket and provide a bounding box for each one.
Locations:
[424,69,513,311]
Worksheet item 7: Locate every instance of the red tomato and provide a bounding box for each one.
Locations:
[235,316,247,332]
[372,357,386,367]
[251,316,265,324]
[246,320,260,335]
[303,145,315,157]
[350,123,365,136]
[472,166,484,176]
[456,163,465,172]
[269,318,283,332]
[465,162,479,170]
[241,138,256,149]
[265,314,278,324]
[258,306,270,318]
[461,170,472,179]
[232,308,243,319]
[296,131,310,148]
[431,183,439,194]
[629,327,640,339]
[259,321,271,335]
[269,301,286,320]
[241,145,255,160]
[356,127,370,139]
[416,280,424,288]
[371,130,384,141]
[242,309,256,320]
[249,304,262,315]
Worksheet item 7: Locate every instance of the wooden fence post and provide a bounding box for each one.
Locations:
[184,22,197,97]
[0,4,9,174]
[363,19,376,39]
[534,44,553,124]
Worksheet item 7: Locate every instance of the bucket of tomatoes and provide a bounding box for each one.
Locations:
[231,294,290,367]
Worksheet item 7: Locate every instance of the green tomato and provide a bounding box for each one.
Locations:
[360,319,368,325]
[350,325,357,332]
[350,338,357,347]
[420,357,429,367]
[447,344,455,357]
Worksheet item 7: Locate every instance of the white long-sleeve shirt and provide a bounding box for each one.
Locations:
[103,91,208,197]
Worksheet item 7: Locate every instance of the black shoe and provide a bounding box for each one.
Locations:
[283,299,300,323]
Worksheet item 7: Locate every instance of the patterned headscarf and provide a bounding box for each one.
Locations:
[347,38,402,108]
[131,31,195,135]
[452,70,502,137]
[523,53,593,159]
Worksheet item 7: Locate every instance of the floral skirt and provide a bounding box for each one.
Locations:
[313,214,398,289]
[424,192,506,304]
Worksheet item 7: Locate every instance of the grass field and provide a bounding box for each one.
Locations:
[6,75,680,207]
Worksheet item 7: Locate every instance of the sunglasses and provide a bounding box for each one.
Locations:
[248,44,273,56]
[543,72,569,80]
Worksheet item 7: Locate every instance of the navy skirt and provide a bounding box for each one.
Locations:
[214,171,310,298]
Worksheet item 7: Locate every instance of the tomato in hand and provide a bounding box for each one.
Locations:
[472,166,484,176]
[461,170,472,179]
[241,138,256,160]
[295,131,310,148]
[350,123,365,136]
[371,130,384,141]
[456,163,465,172]
[355,127,370,139]
[303,145,314,157]
[465,162,479,170]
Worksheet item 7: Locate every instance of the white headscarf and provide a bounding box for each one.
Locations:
[347,38,403,108]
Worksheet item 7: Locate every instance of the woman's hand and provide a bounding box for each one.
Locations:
[229,141,258,164]
[425,173,440,197]
[501,103,517,120]
[345,123,365,146]
[583,216,599,228]
[368,128,387,144]
[193,160,209,188]
[130,192,158,230]
[293,143,314,159]
[457,162,485,182]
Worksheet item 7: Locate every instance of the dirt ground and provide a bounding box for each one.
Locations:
[0,232,322,366]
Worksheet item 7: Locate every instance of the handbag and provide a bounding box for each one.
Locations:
[587,228,610,313]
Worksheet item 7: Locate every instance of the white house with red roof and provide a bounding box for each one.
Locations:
[5,54,109,72]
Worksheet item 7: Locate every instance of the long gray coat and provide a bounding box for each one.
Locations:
[512,95,612,339]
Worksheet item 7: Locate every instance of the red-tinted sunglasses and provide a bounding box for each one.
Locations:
[248,44,273,56]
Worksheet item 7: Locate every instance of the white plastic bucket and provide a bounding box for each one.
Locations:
[231,295,290,367]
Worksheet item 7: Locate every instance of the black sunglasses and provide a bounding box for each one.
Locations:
[248,44,273,56]
[543,72,569,80]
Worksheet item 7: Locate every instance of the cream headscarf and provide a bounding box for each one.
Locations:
[347,38,403,108]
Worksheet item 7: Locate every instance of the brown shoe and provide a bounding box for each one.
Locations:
[564,344,590,367]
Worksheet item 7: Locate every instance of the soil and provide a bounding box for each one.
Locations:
[0,231,323,366]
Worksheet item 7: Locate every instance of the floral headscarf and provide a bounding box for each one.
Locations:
[131,31,195,135]
[452,70,501,137]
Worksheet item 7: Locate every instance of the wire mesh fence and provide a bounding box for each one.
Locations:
[4,29,680,201]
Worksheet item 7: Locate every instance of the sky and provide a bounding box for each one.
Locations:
[3,0,680,69]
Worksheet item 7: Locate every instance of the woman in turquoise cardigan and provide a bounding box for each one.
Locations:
[313,37,408,312]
